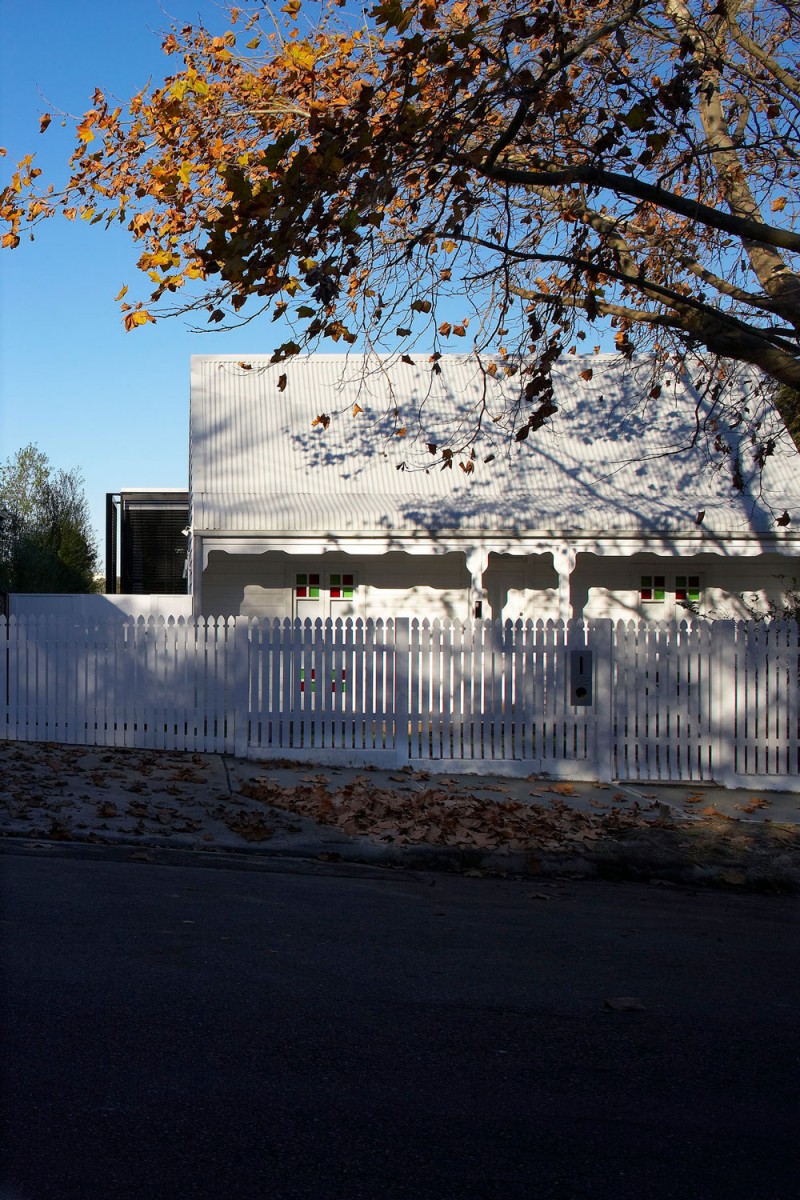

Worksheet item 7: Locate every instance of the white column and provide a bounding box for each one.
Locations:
[465,546,490,620]
[552,544,577,623]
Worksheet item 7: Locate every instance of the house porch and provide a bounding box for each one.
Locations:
[194,539,797,623]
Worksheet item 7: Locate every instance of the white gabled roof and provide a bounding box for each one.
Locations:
[189,353,800,541]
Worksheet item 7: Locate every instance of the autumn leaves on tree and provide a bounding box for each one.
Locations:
[1,0,799,456]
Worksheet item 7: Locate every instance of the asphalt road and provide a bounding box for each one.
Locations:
[1,848,798,1200]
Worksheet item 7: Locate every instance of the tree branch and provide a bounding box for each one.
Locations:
[473,161,800,253]
[508,285,684,327]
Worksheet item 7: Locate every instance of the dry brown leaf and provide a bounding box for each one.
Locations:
[734,796,771,813]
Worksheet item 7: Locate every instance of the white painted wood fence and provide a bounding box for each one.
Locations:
[1,615,797,789]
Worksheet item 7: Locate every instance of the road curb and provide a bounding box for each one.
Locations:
[3,828,798,893]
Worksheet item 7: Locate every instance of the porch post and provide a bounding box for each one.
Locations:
[552,544,577,623]
[465,546,490,620]
[191,534,202,618]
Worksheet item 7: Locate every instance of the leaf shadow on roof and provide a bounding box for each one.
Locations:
[190,355,799,540]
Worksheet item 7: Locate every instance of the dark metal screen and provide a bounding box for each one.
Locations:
[107,492,188,594]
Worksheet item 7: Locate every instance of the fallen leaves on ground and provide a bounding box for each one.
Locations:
[220,810,275,842]
[1,744,798,882]
[735,796,771,814]
[238,775,650,853]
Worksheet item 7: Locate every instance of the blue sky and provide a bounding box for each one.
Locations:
[0,0,290,548]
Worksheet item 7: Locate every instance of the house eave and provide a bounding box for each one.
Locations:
[192,528,800,571]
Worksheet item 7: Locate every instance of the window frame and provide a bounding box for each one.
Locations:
[638,571,704,611]
[293,569,360,617]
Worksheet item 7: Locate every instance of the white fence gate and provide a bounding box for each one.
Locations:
[1,614,797,789]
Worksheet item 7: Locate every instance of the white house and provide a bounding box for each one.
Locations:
[188,353,800,623]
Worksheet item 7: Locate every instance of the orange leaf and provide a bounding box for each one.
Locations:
[123,309,154,330]
[352,403,363,416]
[39,113,52,134]
[288,42,316,70]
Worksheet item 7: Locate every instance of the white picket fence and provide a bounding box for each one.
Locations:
[1,614,798,789]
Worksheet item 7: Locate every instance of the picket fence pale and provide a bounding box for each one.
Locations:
[1,614,797,788]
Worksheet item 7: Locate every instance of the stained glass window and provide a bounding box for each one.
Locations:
[329,573,355,600]
[640,575,666,602]
[296,572,321,599]
[675,575,701,603]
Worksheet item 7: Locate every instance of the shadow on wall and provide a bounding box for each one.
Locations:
[8,593,193,623]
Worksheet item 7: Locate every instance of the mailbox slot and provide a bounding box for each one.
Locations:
[570,649,593,706]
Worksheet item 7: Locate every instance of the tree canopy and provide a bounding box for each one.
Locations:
[0,445,99,594]
[2,0,799,464]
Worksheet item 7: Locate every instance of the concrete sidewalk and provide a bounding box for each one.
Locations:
[1,741,798,889]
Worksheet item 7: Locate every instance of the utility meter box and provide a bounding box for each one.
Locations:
[570,650,593,706]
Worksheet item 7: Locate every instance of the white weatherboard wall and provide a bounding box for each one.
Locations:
[1,613,797,790]
[575,552,796,622]
[200,550,475,621]
[9,594,193,620]
[198,548,796,624]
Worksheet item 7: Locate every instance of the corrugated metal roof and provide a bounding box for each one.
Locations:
[190,353,800,538]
